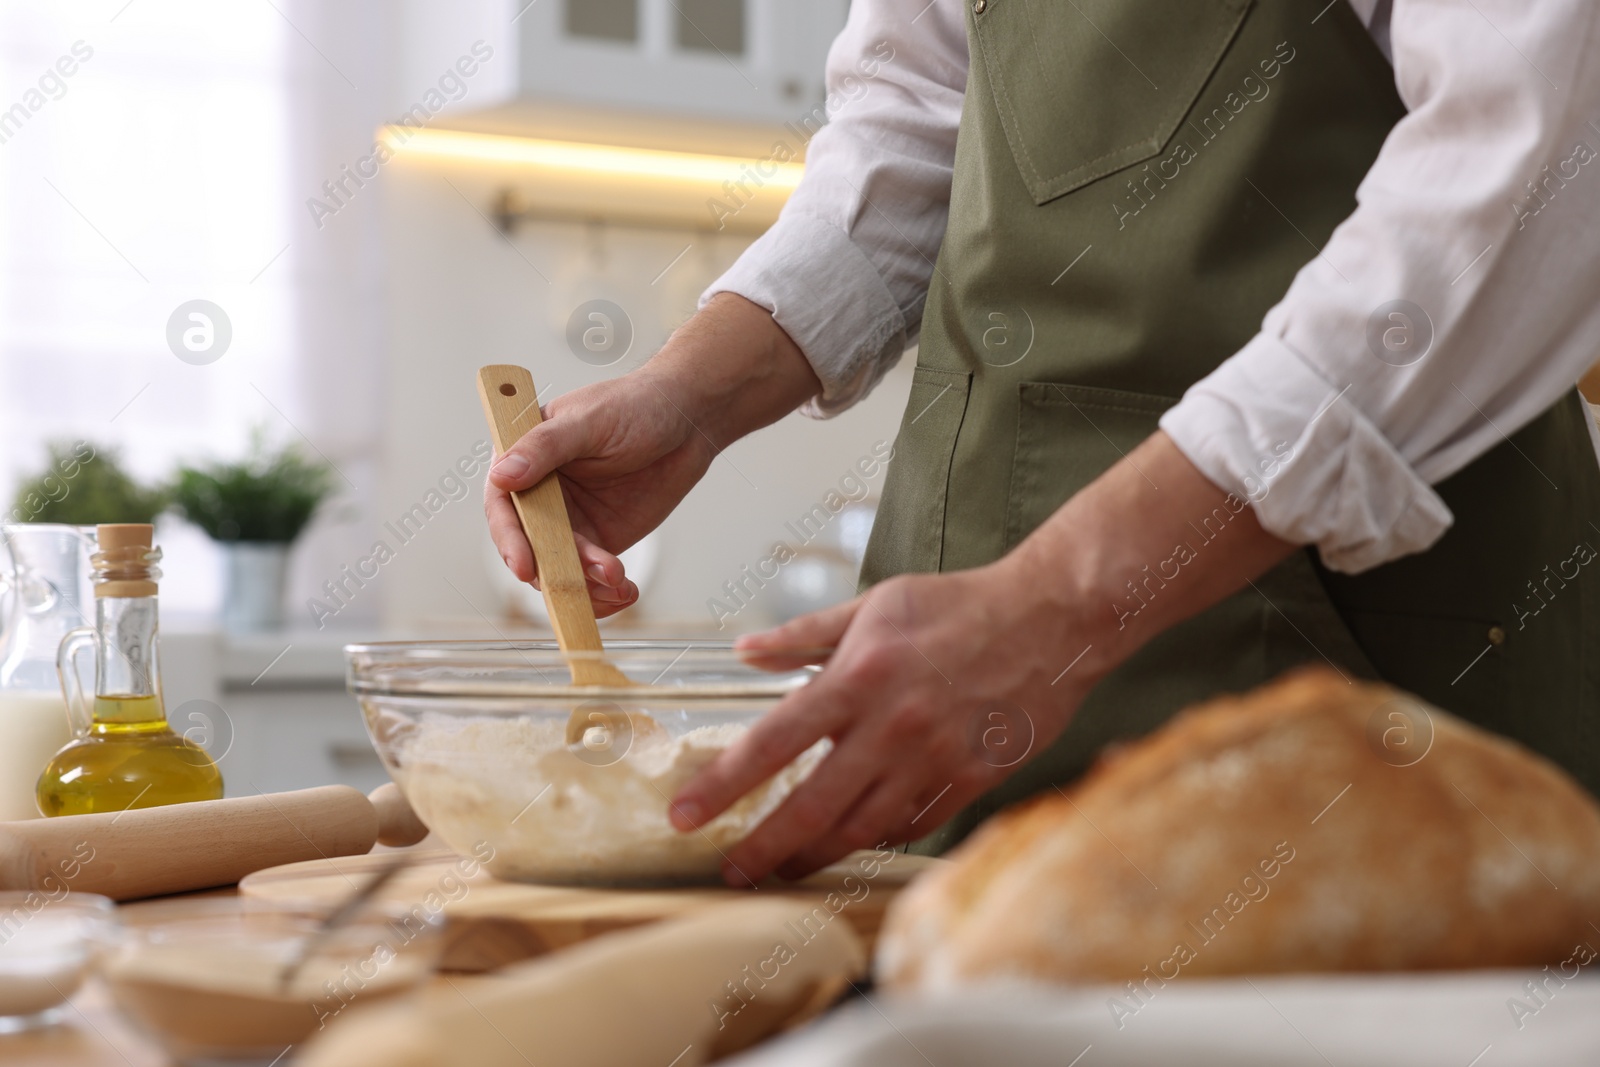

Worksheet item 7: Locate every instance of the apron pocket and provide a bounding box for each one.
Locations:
[972,0,1252,205]
[1005,382,1176,549]
[860,366,973,583]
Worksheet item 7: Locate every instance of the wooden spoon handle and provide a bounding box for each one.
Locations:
[476,365,629,689]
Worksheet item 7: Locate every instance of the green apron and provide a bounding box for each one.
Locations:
[861,0,1600,851]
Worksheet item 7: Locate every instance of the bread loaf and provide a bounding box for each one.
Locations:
[877,667,1600,991]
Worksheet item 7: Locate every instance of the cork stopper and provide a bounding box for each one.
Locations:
[97,524,152,553]
[94,523,161,598]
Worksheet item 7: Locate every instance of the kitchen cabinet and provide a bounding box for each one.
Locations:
[163,628,392,799]
[516,0,848,123]
[213,686,390,799]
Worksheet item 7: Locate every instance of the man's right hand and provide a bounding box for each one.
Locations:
[484,293,821,618]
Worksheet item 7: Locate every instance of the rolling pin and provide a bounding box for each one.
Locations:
[0,783,430,901]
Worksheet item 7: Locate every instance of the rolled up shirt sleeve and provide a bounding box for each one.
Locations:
[700,0,967,417]
[1162,0,1600,574]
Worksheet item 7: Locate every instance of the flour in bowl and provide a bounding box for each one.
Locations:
[393,714,826,885]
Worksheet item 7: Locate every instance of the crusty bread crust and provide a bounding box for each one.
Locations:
[876,667,1600,991]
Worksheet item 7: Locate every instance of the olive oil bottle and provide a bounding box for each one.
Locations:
[35,524,223,816]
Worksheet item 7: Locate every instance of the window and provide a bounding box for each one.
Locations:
[0,1,396,621]
[0,2,297,613]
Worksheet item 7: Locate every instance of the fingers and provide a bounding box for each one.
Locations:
[669,680,855,833]
[591,578,639,619]
[573,531,634,617]
[733,598,859,670]
[896,779,972,843]
[716,728,884,885]
[488,477,636,614]
[485,484,535,582]
[775,775,918,880]
[777,776,975,881]
[487,409,593,492]
[867,768,994,854]
[573,531,625,589]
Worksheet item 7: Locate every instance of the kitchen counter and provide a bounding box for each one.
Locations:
[6,863,434,1067]
[10,977,170,1067]
[12,881,1600,1067]
[9,946,475,1067]
[7,833,882,1067]
[11,949,484,1067]
[24,921,1600,1067]
[5,887,231,1067]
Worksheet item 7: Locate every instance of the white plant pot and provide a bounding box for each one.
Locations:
[222,542,290,632]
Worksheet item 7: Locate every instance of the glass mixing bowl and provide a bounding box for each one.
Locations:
[344,641,828,887]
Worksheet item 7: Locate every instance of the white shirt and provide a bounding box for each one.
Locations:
[703,0,1600,574]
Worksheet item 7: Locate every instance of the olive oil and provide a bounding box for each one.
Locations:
[35,694,223,817]
[34,524,224,817]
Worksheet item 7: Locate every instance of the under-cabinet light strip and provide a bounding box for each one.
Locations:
[378,126,805,189]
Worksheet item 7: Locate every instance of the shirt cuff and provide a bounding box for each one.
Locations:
[1159,332,1455,574]
[701,213,909,418]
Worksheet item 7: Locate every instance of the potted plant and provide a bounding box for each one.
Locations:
[169,437,334,632]
[8,441,166,526]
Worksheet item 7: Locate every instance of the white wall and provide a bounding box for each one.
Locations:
[366,152,914,634]
[0,0,912,638]
[274,0,523,632]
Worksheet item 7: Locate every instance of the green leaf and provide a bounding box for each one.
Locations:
[9,441,167,525]
[168,438,336,543]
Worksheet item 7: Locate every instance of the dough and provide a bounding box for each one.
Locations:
[396,715,826,885]
[877,667,1600,991]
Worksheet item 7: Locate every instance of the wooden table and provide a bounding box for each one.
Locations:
[4,845,930,1066]
[6,888,231,1067]
[5,854,444,1067]
[9,960,476,1067]
[9,981,171,1067]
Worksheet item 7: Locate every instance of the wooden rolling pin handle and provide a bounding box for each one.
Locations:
[0,827,44,896]
[0,786,379,901]
[368,783,429,848]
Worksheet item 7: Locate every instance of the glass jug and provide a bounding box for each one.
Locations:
[35,524,223,817]
[0,524,94,820]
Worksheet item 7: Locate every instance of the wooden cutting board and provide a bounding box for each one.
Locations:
[239,848,940,972]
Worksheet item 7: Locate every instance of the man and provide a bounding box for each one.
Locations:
[487,0,1600,886]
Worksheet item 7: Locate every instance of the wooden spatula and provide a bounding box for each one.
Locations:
[476,365,658,747]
